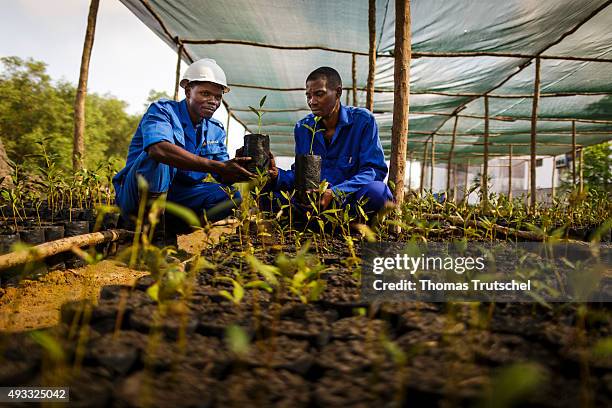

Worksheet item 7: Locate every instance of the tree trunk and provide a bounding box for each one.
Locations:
[73,0,100,171]
[0,137,11,184]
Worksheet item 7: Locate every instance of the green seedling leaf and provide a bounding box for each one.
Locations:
[592,337,612,358]
[29,331,65,361]
[259,95,267,108]
[146,282,160,302]
[382,338,407,366]
[307,280,326,301]
[244,280,273,293]
[225,325,250,356]
[248,106,261,118]
[480,363,545,408]
[246,255,280,286]
[233,281,245,304]
[353,223,377,242]
[164,201,201,227]
[219,290,234,303]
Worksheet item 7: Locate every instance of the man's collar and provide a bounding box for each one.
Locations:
[178,99,191,127]
[337,103,352,127]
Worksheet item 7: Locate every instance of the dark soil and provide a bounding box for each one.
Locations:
[1,233,611,407]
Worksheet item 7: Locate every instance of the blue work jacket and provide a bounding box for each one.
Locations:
[276,104,387,194]
[113,98,229,191]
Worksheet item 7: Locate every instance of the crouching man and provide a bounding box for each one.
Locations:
[268,66,393,216]
[113,58,253,245]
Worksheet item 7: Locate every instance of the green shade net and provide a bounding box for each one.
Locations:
[120,0,612,160]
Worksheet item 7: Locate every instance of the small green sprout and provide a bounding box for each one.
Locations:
[302,115,324,155]
[248,95,267,134]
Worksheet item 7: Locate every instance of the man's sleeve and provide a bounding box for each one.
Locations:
[331,116,387,194]
[141,103,176,150]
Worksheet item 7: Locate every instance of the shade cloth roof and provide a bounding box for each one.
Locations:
[120,0,612,162]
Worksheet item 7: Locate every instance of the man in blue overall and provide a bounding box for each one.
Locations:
[268,66,393,215]
[113,59,253,244]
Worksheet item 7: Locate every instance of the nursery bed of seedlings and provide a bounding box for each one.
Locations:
[0,179,610,406]
[1,222,611,407]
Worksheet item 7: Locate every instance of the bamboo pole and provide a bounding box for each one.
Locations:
[579,148,584,193]
[225,110,232,147]
[423,214,546,241]
[388,0,411,205]
[173,41,184,101]
[508,145,513,199]
[419,140,428,196]
[482,95,490,208]
[407,151,413,190]
[366,0,376,112]
[452,163,458,202]
[407,111,612,125]
[430,136,435,191]
[230,107,612,125]
[551,156,556,200]
[529,58,541,212]
[0,230,132,271]
[227,83,611,98]
[572,120,577,187]
[446,115,458,197]
[173,39,612,64]
[73,0,100,171]
[464,159,470,201]
[352,53,358,106]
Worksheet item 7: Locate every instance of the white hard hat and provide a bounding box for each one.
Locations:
[180,58,230,93]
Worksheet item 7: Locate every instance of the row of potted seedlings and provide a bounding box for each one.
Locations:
[0,206,120,271]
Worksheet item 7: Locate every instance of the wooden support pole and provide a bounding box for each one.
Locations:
[446,115,458,197]
[366,0,376,112]
[482,95,490,208]
[452,163,458,202]
[529,58,541,212]
[0,230,131,271]
[464,159,470,201]
[407,151,413,190]
[173,41,184,101]
[572,120,577,187]
[73,0,100,171]
[225,110,231,147]
[579,147,584,193]
[551,156,556,200]
[508,145,513,200]
[430,136,435,191]
[420,141,428,196]
[352,53,358,106]
[388,0,411,205]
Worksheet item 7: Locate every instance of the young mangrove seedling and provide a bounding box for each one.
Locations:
[248,95,268,134]
[302,115,324,155]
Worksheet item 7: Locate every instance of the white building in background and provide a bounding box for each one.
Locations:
[414,154,575,204]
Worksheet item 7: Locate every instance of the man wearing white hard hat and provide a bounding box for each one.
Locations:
[113,58,252,245]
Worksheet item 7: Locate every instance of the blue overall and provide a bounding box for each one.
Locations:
[113,99,239,221]
[274,104,393,213]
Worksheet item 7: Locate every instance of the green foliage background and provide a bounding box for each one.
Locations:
[582,141,611,193]
[0,56,140,172]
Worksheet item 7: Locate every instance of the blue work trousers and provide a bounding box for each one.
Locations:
[114,152,240,222]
